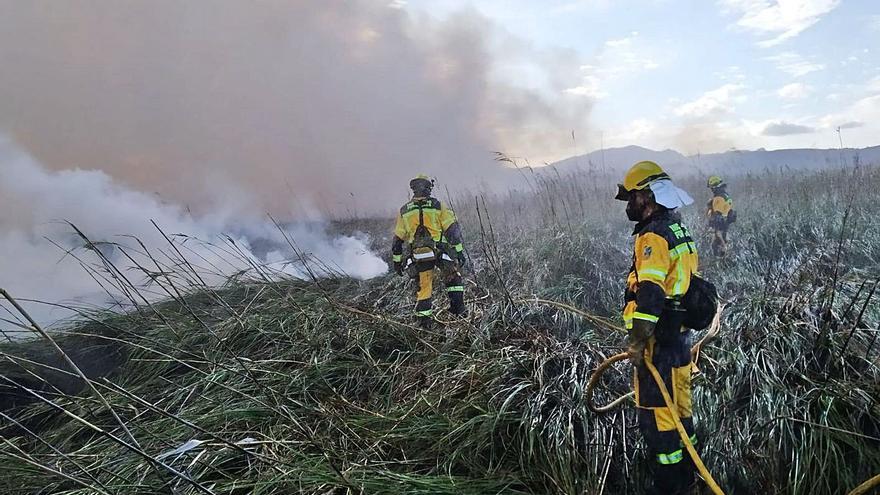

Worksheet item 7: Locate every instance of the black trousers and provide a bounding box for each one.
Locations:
[635,311,697,494]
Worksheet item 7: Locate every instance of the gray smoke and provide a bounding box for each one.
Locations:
[0,138,387,329]
[0,1,591,214]
[0,1,593,329]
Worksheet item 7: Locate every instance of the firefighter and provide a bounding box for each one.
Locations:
[615,161,700,494]
[706,175,735,257]
[391,175,466,328]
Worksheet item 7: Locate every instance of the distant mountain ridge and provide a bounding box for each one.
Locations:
[552,144,880,175]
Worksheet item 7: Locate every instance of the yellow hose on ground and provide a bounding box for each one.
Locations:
[583,306,727,493]
[644,357,725,495]
[585,305,724,413]
[848,473,880,495]
[585,352,632,413]
[586,346,720,495]
[541,297,871,495]
[584,350,725,493]
[517,297,625,334]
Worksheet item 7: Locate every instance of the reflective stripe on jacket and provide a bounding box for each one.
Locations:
[391,196,463,262]
[394,197,457,243]
[623,210,699,330]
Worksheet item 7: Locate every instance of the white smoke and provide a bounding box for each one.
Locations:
[0,1,592,214]
[0,137,387,331]
[0,1,597,332]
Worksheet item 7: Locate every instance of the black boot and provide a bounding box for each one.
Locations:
[649,458,696,495]
[448,291,466,316]
[418,316,434,329]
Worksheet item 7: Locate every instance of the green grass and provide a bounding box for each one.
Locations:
[0,164,878,494]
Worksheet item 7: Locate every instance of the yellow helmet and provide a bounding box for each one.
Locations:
[615,161,670,200]
[409,174,434,193]
[707,175,725,188]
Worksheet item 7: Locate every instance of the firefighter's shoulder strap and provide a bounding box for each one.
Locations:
[415,199,431,238]
[411,199,437,262]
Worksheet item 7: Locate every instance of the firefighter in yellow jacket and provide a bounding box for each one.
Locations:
[392,175,466,328]
[615,161,699,494]
[706,175,735,257]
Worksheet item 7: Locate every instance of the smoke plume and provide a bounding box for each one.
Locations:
[0,1,592,328]
[0,138,387,329]
[0,0,590,214]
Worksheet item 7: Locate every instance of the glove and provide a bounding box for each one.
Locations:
[394,261,404,276]
[627,319,655,366]
[457,251,467,268]
[627,339,647,366]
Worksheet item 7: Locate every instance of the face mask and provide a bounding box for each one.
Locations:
[626,195,644,222]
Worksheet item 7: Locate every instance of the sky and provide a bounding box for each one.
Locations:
[406,0,880,155]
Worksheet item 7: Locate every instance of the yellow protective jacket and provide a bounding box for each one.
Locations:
[706,192,734,228]
[391,196,463,263]
[623,210,699,330]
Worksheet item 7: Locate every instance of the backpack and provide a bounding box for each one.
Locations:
[681,274,718,330]
[724,194,736,224]
[727,209,737,224]
[410,201,437,262]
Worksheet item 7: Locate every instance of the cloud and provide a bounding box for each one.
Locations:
[598,32,662,75]
[714,65,747,82]
[764,51,825,77]
[565,31,661,100]
[869,75,880,93]
[605,35,634,49]
[0,1,591,216]
[671,120,748,154]
[840,55,860,67]
[819,92,880,136]
[720,0,841,47]
[761,121,815,136]
[550,0,612,14]
[668,83,761,153]
[564,75,607,99]
[816,77,880,134]
[777,82,813,99]
[849,95,880,120]
[838,121,864,129]
[603,118,658,147]
[674,84,745,119]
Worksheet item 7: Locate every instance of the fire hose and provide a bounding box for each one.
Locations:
[584,306,726,494]
[514,297,727,493]
[527,298,876,494]
[848,474,880,495]
[585,305,724,413]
